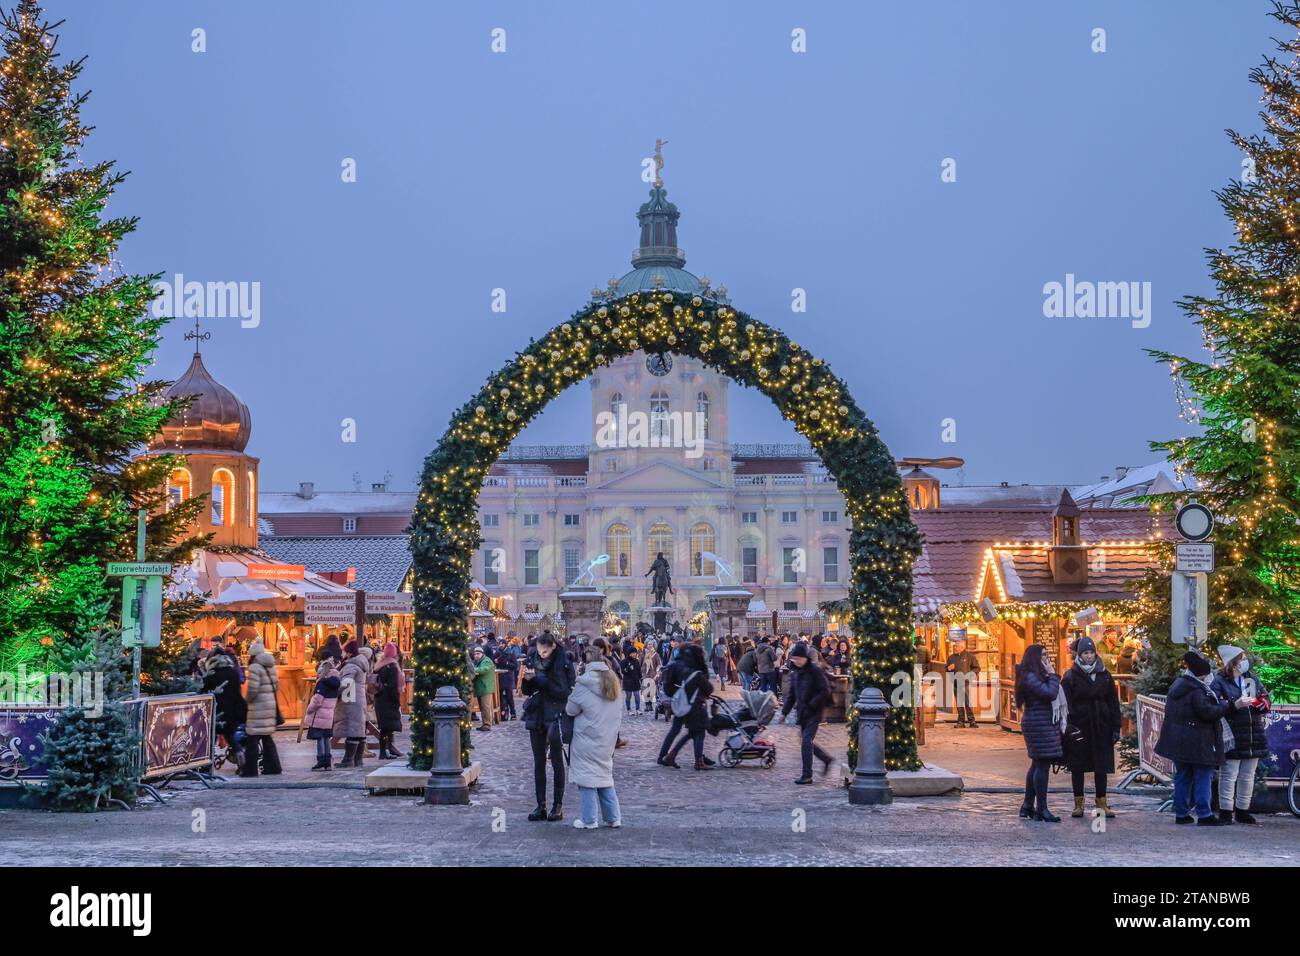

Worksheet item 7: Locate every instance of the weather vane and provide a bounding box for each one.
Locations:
[653,138,668,187]
[184,316,211,353]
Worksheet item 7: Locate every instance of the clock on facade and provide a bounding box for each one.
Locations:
[646,352,673,376]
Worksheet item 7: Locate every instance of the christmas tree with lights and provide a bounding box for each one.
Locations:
[0,0,205,675]
[1147,0,1300,702]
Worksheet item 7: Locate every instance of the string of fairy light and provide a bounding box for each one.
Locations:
[408,289,923,770]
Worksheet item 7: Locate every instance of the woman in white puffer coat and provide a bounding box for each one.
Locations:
[564,645,624,829]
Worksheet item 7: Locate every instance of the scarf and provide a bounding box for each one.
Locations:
[1052,684,1069,733]
[1076,657,1100,682]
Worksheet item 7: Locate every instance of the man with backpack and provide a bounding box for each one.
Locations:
[754,637,778,694]
[656,643,715,771]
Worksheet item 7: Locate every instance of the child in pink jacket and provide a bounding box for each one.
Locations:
[305,661,341,771]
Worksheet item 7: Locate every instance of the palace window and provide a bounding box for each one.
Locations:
[781,510,798,525]
[689,522,716,576]
[563,513,581,527]
[523,513,539,528]
[647,521,674,569]
[823,546,839,583]
[650,390,669,441]
[483,548,502,586]
[742,546,758,584]
[342,517,357,533]
[696,391,710,440]
[524,548,540,586]
[821,510,838,524]
[482,513,500,528]
[211,468,235,527]
[564,545,581,586]
[166,468,191,511]
[247,472,256,528]
[610,600,631,626]
[606,523,631,577]
[609,392,625,440]
[782,547,800,583]
[741,511,757,525]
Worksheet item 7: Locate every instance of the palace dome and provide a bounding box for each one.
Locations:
[150,351,252,452]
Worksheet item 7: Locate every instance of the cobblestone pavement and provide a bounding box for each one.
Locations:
[2,693,1297,866]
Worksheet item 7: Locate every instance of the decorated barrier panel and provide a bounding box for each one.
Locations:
[0,706,60,782]
[124,693,216,780]
[1137,693,1300,784]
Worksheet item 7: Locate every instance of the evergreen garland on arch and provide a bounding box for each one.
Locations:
[409,290,921,770]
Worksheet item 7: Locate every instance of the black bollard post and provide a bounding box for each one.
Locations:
[848,686,893,806]
[423,686,470,805]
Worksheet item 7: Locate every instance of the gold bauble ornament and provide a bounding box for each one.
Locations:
[563,366,574,376]
[597,307,608,318]
[666,333,677,345]
[758,368,769,379]
[700,320,711,331]
[499,388,510,399]
[792,383,802,393]
[620,306,631,317]
[780,365,790,376]
[479,430,491,442]
[561,323,572,334]
[745,324,755,334]
[740,349,751,360]
[838,405,849,415]
[534,383,545,394]
[721,335,732,346]
[594,353,606,365]
[791,342,801,351]
[506,410,518,422]
[475,405,486,416]
[691,296,702,307]
[628,340,640,350]
[810,410,821,420]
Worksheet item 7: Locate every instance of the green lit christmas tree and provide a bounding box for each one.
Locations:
[1146,0,1300,702]
[0,0,206,674]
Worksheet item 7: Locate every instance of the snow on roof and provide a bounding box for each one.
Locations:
[259,491,418,516]
[1071,460,1195,507]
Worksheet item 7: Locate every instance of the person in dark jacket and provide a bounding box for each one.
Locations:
[1210,644,1270,825]
[1155,651,1244,826]
[946,637,981,727]
[1061,636,1122,819]
[520,632,574,821]
[494,638,519,720]
[711,638,731,688]
[201,646,247,752]
[620,640,643,714]
[1015,643,1063,822]
[657,643,714,771]
[315,633,343,667]
[781,642,835,784]
[373,642,404,759]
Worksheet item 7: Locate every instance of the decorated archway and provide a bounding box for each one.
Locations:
[409,291,922,769]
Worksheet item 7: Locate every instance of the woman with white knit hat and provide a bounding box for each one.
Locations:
[1210,644,1271,825]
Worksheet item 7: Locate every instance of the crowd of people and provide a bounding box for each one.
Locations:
[1014,636,1272,826]
[459,625,848,827]
[198,632,408,776]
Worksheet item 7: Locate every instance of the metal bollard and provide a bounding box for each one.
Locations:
[848,686,893,806]
[423,685,470,805]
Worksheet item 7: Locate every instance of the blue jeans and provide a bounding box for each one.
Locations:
[578,785,621,826]
[740,672,752,691]
[625,689,641,711]
[1172,762,1215,819]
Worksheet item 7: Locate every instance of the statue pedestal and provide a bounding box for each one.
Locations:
[707,588,753,645]
[645,603,676,634]
[558,587,605,643]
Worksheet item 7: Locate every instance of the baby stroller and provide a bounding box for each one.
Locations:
[709,690,777,768]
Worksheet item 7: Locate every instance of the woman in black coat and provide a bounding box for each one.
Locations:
[1155,651,1242,825]
[520,633,574,821]
[1015,643,1063,822]
[1061,636,1122,819]
[201,648,247,747]
[620,643,643,714]
[657,643,714,770]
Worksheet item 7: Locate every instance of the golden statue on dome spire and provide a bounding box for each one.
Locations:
[653,138,668,188]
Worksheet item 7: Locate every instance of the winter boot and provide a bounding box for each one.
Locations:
[378,735,393,760]
[1218,808,1234,824]
[547,802,563,822]
[337,741,357,769]
[527,805,547,822]
[1071,796,1086,818]
[387,735,404,758]
[1234,808,1259,825]
[1096,796,1116,819]
[353,742,365,768]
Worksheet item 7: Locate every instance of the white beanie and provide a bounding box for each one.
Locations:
[1216,644,1245,668]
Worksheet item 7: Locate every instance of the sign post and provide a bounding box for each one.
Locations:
[105,510,169,699]
[1171,502,1215,650]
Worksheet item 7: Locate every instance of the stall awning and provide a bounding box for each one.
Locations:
[171,549,356,613]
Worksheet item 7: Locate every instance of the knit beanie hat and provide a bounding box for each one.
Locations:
[1074,636,1097,656]
[1216,644,1245,669]
[790,642,811,660]
[1183,652,1212,677]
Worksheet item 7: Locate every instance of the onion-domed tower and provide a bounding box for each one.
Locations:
[143,342,260,548]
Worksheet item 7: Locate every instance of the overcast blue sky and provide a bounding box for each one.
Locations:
[45,0,1277,490]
